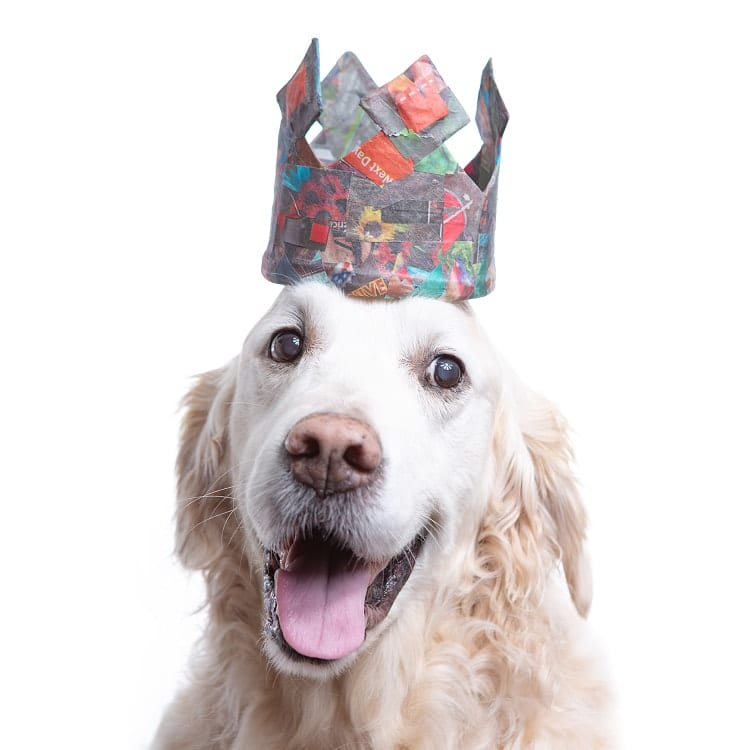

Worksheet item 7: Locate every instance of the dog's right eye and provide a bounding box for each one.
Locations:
[269,330,303,363]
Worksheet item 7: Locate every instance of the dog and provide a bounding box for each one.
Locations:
[152,282,612,749]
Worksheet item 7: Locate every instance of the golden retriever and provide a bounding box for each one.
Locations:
[152,283,612,749]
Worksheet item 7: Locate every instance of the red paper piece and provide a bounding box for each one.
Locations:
[309,222,329,244]
[285,66,308,121]
[343,132,414,186]
[389,73,449,133]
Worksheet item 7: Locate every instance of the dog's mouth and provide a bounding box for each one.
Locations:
[263,528,426,663]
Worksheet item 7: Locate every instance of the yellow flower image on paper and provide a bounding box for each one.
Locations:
[355,206,408,242]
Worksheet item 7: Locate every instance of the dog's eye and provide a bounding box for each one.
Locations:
[269,330,303,363]
[426,355,464,389]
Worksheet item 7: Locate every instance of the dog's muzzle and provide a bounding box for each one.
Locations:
[259,413,426,663]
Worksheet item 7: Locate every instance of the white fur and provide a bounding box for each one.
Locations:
[153,283,613,749]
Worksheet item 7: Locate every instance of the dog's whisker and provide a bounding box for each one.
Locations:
[177,451,264,513]
[179,493,234,516]
[177,454,257,508]
[177,486,235,513]
[183,507,236,539]
[422,513,445,551]
[179,484,235,503]
[224,515,245,551]
[207,455,254,482]
[237,538,251,577]
[219,506,238,544]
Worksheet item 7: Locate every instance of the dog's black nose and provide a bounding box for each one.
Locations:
[285,413,382,495]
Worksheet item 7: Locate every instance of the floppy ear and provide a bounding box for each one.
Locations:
[174,362,238,571]
[516,389,591,617]
[479,379,591,621]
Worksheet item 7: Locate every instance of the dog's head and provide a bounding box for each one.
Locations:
[175,283,589,679]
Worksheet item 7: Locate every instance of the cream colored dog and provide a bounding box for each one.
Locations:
[153,283,612,749]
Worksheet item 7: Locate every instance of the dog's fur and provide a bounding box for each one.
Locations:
[153,283,612,749]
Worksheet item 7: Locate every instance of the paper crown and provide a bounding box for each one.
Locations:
[261,39,508,301]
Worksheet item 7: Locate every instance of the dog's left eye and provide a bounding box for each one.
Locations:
[426,355,464,389]
[269,330,303,363]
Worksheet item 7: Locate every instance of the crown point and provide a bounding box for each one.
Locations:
[276,38,322,136]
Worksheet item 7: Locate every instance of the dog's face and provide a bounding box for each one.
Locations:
[225,283,501,677]
[177,282,590,685]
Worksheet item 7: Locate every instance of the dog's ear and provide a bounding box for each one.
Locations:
[517,390,591,616]
[486,384,591,618]
[174,362,238,571]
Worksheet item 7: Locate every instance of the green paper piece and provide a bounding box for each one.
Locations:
[414,145,458,175]
[414,265,447,297]
[440,241,477,274]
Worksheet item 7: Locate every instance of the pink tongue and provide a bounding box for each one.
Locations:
[275,539,371,660]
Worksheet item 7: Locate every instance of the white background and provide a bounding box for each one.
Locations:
[1,1,748,748]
